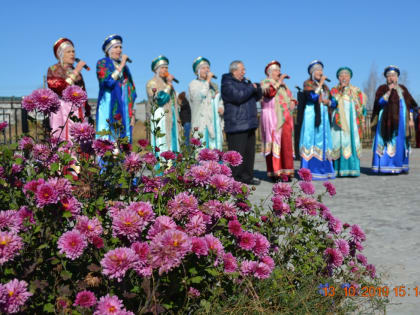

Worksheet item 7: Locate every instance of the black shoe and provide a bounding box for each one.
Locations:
[242,178,261,185]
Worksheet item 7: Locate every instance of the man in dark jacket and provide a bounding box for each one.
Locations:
[221,60,262,185]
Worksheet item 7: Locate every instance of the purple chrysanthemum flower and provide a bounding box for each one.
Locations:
[35,183,59,208]
[204,234,224,257]
[126,201,155,223]
[253,233,270,257]
[0,121,8,132]
[366,264,376,278]
[31,88,60,114]
[295,196,318,216]
[298,168,312,182]
[18,136,34,151]
[62,85,87,108]
[209,174,232,193]
[221,202,237,220]
[272,182,292,199]
[94,294,123,315]
[239,232,256,251]
[188,287,201,298]
[199,160,221,176]
[160,150,176,160]
[219,163,233,177]
[254,262,272,279]
[60,196,81,216]
[167,192,198,220]
[222,151,243,167]
[32,144,50,162]
[185,214,206,236]
[323,181,336,196]
[356,253,368,266]
[198,148,219,162]
[327,215,343,234]
[48,177,72,198]
[228,220,242,237]
[190,137,202,146]
[92,139,114,156]
[299,181,315,195]
[335,239,350,257]
[123,152,143,173]
[75,216,103,242]
[261,256,275,271]
[324,248,343,267]
[271,195,291,215]
[350,224,366,242]
[142,152,157,166]
[21,94,37,112]
[57,230,87,260]
[70,122,95,143]
[112,209,143,241]
[150,229,192,275]
[191,237,208,257]
[240,260,257,276]
[101,247,138,282]
[0,210,21,234]
[0,232,23,265]
[73,290,97,308]
[201,200,222,219]
[147,216,177,240]
[0,279,32,314]
[223,252,238,273]
[187,165,211,186]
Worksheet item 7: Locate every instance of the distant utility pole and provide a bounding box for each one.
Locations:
[43,75,46,88]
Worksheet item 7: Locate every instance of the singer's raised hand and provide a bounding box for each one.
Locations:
[121,54,129,66]
[206,71,214,83]
[74,60,86,73]
[166,73,174,85]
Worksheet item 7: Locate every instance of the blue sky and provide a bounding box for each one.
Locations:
[1,0,419,103]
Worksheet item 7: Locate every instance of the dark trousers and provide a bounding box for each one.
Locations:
[226,129,256,183]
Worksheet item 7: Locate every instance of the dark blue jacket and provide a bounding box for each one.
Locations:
[221,73,262,133]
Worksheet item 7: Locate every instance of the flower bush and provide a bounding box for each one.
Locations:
[0,86,385,314]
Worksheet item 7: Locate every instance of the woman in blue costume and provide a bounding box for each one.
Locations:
[146,55,180,154]
[297,60,335,180]
[188,57,224,150]
[96,34,136,142]
[330,67,367,177]
[371,65,419,174]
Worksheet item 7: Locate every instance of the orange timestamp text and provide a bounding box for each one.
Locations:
[322,285,420,298]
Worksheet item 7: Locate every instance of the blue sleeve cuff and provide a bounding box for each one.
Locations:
[330,97,338,109]
[156,91,170,107]
[309,91,319,102]
[378,97,387,108]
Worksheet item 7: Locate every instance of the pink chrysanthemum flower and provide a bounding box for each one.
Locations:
[188,287,201,298]
[199,160,221,176]
[228,220,242,237]
[112,209,143,241]
[254,262,272,279]
[160,150,176,160]
[57,230,87,260]
[0,279,32,314]
[0,210,21,234]
[32,144,50,162]
[101,247,138,282]
[70,122,95,143]
[123,152,143,173]
[150,229,192,274]
[366,264,376,278]
[191,237,208,257]
[126,201,155,223]
[147,216,177,240]
[94,294,123,315]
[131,242,150,262]
[198,148,219,162]
[219,164,233,177]
[167,192,198,220]
[295,196,318,216]
[60,196,81,216]
[185,214,206,236]
[190,137,202,146]
[137,138,149,148]
[187,165,211,186]
[239,232,256,251]
[356,253,368,266]
[204,234,224,257]
[142,152,158,166]
[62,85,87,108]
[271,196,291,215]
[335,239,350,257]
[18,136,34,151]
[92,139,115,156]
[318,203,331,219]
[35,182,59,207]
[327,215,342,234]
[201,200,222,219]
[350,224,366,242]
[48,177,72,197]
[73,290,97,308]
[0,121,7,132]
[253,233,270,257]
[222,151,243,167]
[299,181,315,195]
[261,256,275,271]
[272,182,292,199]
[17,206,35,227]
[0,232,23,265]
[323,181,336,196]
[223,252,238,273]
[75,216,103,242]
[209,174,232,193]
[240,260,257,276]
[221,202,237,220]
[298,168,312,182]
[21,94,37,112]
[324,248,343,267]
[31,88,60,114]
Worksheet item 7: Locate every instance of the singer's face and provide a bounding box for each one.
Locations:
[386,73,398,85]
[159,66,168,77]
[270,68,281,80]
[339,72,350,87]
[199,65,210,80]
[313,69,323,81]
[62,47,75,65]
[109,45,122,60]
[232,63,245,81]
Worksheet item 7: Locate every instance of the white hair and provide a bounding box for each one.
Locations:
[229,60,243,73]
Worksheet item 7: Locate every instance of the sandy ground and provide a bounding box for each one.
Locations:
[249,148,420,314]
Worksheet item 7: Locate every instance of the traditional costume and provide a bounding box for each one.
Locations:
[260,61,295,179]
[330,67,367,176]
[371,65,418,174]
[188,57,224,150]
[47,38,91,142]
[96,34,136,142]
[298,60,335,180]
[146,55,180,153]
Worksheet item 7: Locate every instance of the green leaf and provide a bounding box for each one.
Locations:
[38,243,49,250]
[50,258,60,265]
[189,276,203,284]
[61,270,72,280]
[4,268,15,275]
[62,211,72,218]
[205,268,219,276]
[200,299,211,312]
[50,162,59,172]
[43,303,55,313]
[72,311,82,315]
[188,267,198,275]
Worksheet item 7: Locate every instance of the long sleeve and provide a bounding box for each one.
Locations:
[221,78,257,105]
[47,66,69,96]
[96,58,118,90]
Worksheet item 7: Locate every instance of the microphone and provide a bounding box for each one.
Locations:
[127,58,132,63]
[75,58,90,71]
[173,78,179,84]
[212,75,218,80]
[325,77,331,82]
